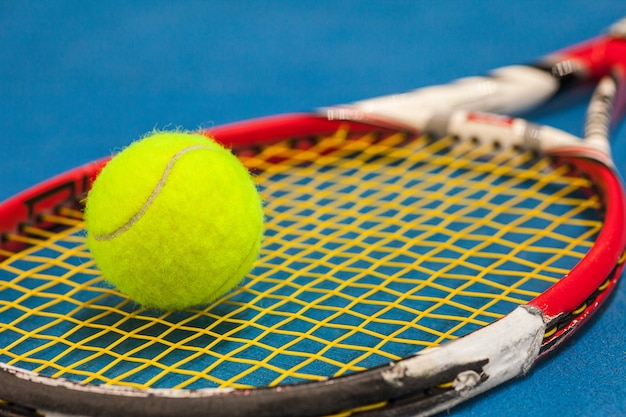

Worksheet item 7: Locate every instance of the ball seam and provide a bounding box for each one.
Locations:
[93,144,222,241]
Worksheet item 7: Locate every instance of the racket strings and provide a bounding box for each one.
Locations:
[0,129,604,391]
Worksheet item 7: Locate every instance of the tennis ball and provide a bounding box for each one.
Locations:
[84,131,263,310]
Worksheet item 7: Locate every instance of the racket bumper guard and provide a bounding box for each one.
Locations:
[391,306,545,416]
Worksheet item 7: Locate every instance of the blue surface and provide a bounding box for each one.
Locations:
[1,1,625,416]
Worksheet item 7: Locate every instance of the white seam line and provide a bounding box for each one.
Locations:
[94,145,219,241]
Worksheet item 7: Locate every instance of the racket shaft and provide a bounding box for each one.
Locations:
[326,31,626,134]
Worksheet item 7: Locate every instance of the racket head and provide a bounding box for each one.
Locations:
[0,111,624,417]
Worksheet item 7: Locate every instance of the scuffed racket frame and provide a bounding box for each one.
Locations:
[1,20,626,417]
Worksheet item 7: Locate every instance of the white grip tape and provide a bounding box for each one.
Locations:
[348,65,559,130]
[386,306,545,417]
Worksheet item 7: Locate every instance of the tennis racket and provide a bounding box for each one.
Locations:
[1,17,625,417]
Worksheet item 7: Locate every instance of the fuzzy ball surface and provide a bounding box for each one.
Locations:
[85,131,263,310]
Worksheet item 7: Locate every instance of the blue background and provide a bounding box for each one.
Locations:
[1,1,625,416]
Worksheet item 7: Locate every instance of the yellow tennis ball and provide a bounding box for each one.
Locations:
[84,131,263,310]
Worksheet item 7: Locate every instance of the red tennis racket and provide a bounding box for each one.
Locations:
[0,17,625,417]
